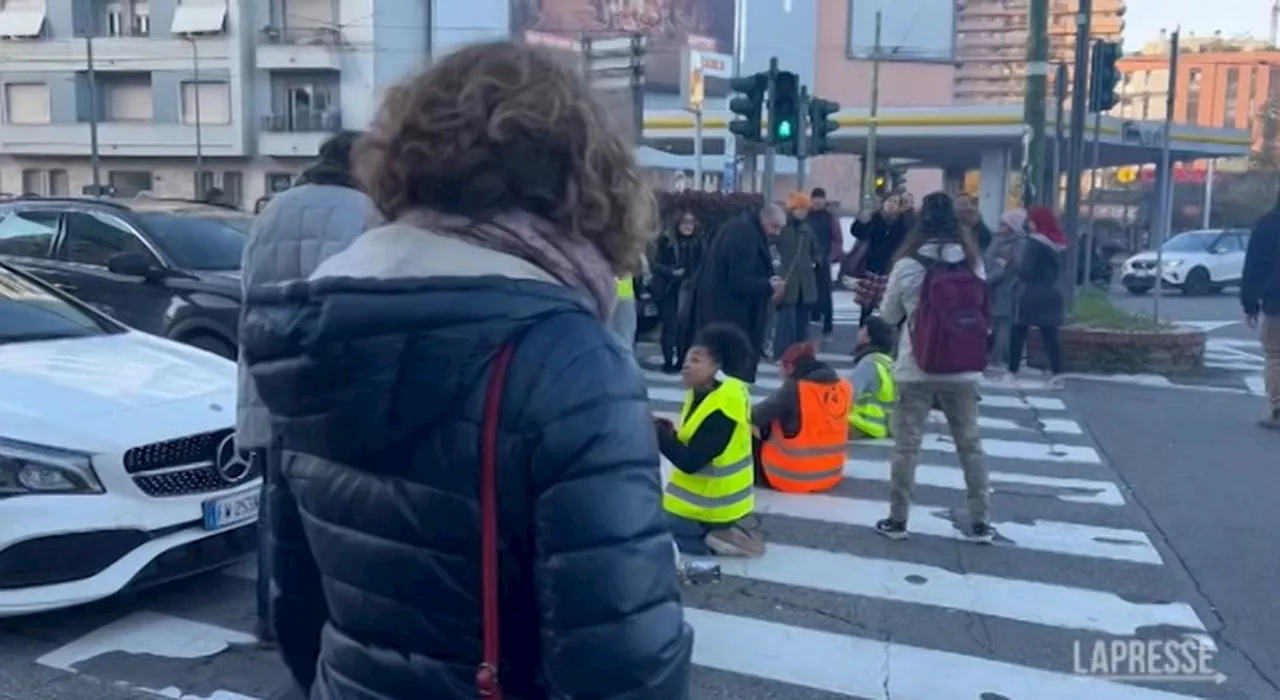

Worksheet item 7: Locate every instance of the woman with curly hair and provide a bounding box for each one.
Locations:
[240,40,692,700]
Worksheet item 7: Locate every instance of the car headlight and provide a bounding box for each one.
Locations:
[0,438,104,497]
[1162,259,1184,269]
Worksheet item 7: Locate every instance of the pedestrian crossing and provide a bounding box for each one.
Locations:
[639,353,1230,699]
[1203,338,1266,373]
[0,354,1236,700]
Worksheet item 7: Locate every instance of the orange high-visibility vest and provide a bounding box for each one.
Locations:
[761,379,853,493]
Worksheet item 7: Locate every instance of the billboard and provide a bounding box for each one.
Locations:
[510,0,737,94]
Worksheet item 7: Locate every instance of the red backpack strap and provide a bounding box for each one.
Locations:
[476,344,515,699]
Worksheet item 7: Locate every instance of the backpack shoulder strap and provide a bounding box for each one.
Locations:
[909,253,934,270]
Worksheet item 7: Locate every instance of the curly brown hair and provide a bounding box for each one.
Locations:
[354,40,656,273]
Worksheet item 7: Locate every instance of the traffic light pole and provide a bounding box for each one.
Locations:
[1023,0,1049,207]
[1061,0,1092,314]
[1083,43,1103,295]
[796,86,810,190]
[861,11,882,201]
[762,57,779,203]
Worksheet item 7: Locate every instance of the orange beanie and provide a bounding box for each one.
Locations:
[785,191,811,211]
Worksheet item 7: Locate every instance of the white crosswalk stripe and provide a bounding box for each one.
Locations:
[11,353,1226,700]
[640,352,1222,698]
[1203,339,1266,372]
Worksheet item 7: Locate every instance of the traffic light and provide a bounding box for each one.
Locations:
[1089,41,1123,113]
[874,169,888,195]
[769,70,801,146]
[728,73,767,143]
[807,97,840,156]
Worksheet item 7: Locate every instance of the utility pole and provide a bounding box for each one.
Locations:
[1083,43,1104,299]
[728,0,748,192]
[1061,0,1093,313]
[83,34,102,193]
[1023,0,1050,206]
[796,85,810,190]
[1152,29,1180,322]
[184,35,205,198]
[861,11,882,201]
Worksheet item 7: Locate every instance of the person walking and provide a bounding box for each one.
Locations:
[985,208,1029,372]
[651,209,705,372]
[1242,191,1280,429]
[1007,206,1067,388]
[872,192,993,544]
[771,192,821,358]
[240,41,693,700]
[807,187,844,336]
[693,204,788,383]
[236,129,381,649]
[848,194,910,326]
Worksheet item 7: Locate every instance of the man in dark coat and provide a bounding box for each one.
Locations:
[806,187,843,336]
[1242,192,1280,428]
[693,204,787,382]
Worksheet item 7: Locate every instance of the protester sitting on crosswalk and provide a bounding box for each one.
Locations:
[750,341,852,494]
[657,323,765,557]
[848,315,897,440]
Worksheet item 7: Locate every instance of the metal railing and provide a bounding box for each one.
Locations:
[260,110,342,132]
[259,25,342,46]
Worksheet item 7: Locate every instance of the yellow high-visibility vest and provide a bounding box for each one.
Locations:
[617,277,635,300]
[663,378,755,524]
[848,352,895,440]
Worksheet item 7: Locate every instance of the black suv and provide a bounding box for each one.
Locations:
[0,197,249,359]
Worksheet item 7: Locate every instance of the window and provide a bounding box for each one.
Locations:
[132,0,150,36]
[102,74,152,121]
[20,169,42,195]
[0,210,59,258]
[1225,67,1239,124]
[180,80,231,125]
[108,170,153,197]
[48,169,69,196]
[193,170,215,199]
[265,172,293,193]
[135,213,247,270]
[3,83,51,124]
[0,263,116,345]
[104,0,126,36]
[221,171,242,206]
[1185,69,1202,124]
[61,211,154,267]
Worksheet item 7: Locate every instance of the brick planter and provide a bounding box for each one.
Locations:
[1025,324,1206,375]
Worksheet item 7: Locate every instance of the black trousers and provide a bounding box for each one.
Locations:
[658,299,682,364]
[813,268,834,334]
[250,449,272,626]
[1008,324,1063,375]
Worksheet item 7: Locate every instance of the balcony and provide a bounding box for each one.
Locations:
[256,25,342,71]
[258,110,342,157]
[0,123,244,158]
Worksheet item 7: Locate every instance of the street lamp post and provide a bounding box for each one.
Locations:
[183,35,205,199]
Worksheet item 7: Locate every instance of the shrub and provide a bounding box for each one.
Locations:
[656,191,764,236]
[1071,289,1172,331]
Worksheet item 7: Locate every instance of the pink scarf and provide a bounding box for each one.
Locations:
[399,208,616,320]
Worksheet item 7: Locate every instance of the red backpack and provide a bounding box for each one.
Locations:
[909,253,990,374]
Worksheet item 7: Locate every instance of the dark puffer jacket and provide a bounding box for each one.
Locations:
[241,225,693,700]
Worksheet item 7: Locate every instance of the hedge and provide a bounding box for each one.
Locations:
[656,191,764,237]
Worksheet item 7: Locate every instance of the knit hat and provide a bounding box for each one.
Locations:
[786,191,811,211]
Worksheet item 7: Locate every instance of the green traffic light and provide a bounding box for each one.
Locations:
[777,121,792,138]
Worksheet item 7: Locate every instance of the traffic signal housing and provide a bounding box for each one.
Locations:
[769,71,801,146]
[1089,41,1123,113]
[874,169,888,196]
[728,73,767,143]
[808,97,840,156]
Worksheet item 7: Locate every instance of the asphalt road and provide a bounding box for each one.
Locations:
[0,349,1273,700]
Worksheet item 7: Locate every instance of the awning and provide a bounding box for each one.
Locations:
[0,1,47,39]
[171,1,227,35]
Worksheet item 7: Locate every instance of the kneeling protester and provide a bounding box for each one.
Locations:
[753,342,852,493]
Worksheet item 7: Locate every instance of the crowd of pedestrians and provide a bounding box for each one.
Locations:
[232,37,1123,700]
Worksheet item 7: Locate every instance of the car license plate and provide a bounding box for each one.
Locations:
[202,487,260,531]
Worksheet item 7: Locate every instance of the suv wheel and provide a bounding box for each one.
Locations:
[185,333,237,359]
[1181,267,1211,296]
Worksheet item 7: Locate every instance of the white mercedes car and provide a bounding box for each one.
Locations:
[0,262,258,617]
[1120,228,1250,296]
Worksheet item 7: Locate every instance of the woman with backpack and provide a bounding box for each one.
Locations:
[872,191,993,544]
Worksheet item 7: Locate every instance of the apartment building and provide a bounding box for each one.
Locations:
[954,0,1126,105]
[1116,43,1280,151]
[0,0,505,204]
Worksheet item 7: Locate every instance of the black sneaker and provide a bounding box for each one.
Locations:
[875,518,908,540]
[965,522,996,544]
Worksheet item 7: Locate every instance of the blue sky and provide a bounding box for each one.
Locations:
[1123,0,1274,46]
